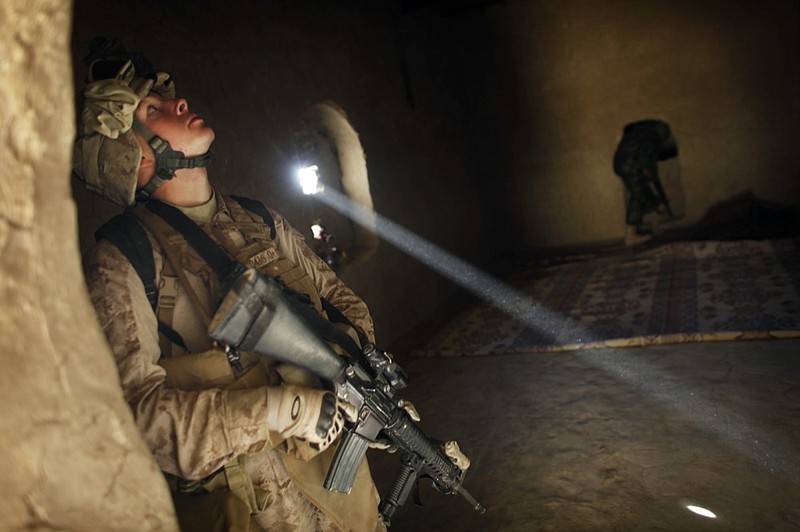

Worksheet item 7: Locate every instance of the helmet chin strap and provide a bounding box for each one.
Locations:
[132,119,213,202]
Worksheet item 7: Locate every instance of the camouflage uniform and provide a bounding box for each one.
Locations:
[84,192,386,531]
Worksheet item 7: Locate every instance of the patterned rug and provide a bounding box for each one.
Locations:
[417,238,800,357]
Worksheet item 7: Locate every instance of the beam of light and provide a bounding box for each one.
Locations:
[307,186,800,484]
[686,505,717,518]
[312,187,586,346]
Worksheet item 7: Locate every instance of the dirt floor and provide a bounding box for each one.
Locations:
[367,338,800,531]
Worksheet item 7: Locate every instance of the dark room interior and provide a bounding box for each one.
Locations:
[1,1,798,530]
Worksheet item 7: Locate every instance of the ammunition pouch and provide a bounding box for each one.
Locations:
[166,455,273,532]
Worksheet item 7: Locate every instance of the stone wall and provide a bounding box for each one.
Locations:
[0,1,177,529]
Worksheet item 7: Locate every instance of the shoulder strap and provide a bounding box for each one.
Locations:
[145,200,245,292]
[95,211,188,350]
[95,212,158,309]
[229,195,276,239]
[145,198,367,355]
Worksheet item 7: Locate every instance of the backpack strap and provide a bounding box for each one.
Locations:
[95,211,188,351]
[95,212,158,309]
[100,196,365,358]
[147,198,368,359]
[229,195,276,238]
[145,200,246,294]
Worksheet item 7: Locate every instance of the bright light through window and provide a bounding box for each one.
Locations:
[298,165,322,195]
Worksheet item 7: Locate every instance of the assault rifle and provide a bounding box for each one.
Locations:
[208,268,485,525]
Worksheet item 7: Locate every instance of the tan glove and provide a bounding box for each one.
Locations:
[266,385,346,451]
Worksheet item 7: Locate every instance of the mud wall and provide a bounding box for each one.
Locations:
[0,1,177,529]
[413,0,800,248]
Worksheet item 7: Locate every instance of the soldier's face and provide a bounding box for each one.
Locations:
[134,93,215,163]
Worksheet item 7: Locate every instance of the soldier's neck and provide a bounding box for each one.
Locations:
[150,167,213,208]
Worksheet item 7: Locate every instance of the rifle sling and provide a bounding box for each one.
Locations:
[134,205,215,328]
[146,200,245,294]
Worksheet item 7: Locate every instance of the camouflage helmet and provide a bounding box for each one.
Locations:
[73,37,176,206]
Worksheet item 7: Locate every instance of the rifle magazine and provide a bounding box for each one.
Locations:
[324,430,370,493]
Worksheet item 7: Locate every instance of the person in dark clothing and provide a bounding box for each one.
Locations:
[613,119,678,234]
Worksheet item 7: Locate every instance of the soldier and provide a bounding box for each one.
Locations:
[74,37,385,531]
[613,119,679,235]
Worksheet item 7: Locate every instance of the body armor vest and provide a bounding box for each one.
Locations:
[131,196,326,359]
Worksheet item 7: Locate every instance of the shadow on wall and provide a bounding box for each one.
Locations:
[607,191,800,259]
[662,191,800,243]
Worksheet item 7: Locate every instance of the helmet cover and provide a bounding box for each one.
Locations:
[73,38,175,206]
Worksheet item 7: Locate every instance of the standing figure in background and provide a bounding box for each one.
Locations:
[613,119,679,236]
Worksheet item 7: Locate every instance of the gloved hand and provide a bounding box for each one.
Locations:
[266,385,347,452]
